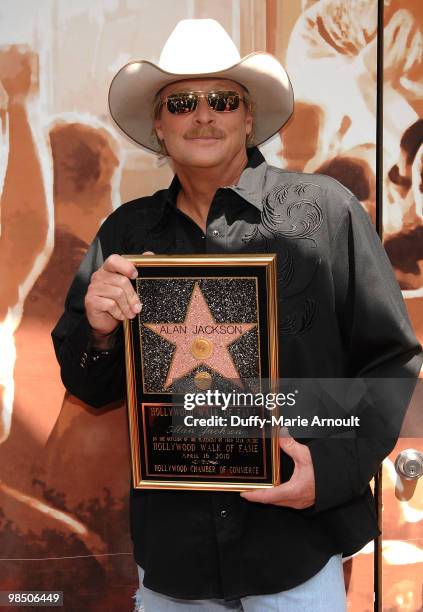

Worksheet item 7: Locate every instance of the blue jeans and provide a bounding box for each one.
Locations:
[133,554,346,611]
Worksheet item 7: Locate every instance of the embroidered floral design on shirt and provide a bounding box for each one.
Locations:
[241,183,322,335]
[278,247,294,289]
[243,182,323,247]
[280,298,317,336]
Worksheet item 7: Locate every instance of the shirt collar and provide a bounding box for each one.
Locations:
[231,146,267,211]
[164,146,267,213]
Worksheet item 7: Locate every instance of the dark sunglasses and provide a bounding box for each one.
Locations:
[160,90,248,115]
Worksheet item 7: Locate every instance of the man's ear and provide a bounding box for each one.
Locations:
[245,111,253,138]
[154,118,164,142]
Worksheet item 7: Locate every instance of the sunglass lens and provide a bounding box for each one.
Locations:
[209,92,240,112]
[167,94,197,114]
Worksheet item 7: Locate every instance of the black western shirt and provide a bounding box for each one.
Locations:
[52,148,422,600]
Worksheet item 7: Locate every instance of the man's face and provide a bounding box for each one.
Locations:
[154,78,253,169]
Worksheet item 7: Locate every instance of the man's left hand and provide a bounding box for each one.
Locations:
[240,432,316,509]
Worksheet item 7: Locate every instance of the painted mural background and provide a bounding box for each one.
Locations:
[0,1,421,610]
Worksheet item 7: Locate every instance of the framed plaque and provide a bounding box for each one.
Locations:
[123,254,279,491]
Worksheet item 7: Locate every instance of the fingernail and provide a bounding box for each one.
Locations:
[131,269,138,279]
[133,303,142,313]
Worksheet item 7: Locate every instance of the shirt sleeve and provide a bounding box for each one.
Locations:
[306,194,422,513]
[51,234,126,408]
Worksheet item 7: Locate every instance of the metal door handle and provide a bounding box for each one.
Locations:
[394,449,423,480]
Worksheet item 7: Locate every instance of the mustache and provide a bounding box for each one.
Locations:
[183,127,225,140]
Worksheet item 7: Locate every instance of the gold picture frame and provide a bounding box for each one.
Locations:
[123,253,280,491]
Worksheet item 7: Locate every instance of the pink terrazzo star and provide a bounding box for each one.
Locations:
[144,283,256,388]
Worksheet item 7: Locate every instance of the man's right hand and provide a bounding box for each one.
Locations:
[84,254,144,343]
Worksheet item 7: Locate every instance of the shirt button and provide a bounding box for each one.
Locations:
[220,509,228,518]
[212,230,220,238]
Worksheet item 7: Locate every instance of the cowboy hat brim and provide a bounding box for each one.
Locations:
[108,52,294,153]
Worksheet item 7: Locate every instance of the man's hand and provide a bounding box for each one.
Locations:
[240,431,316,509]
[85,252,153,338]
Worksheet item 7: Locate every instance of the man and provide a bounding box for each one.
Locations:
[52,19,422,612]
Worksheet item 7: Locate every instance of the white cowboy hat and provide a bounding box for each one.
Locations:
[108,18,294,153]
